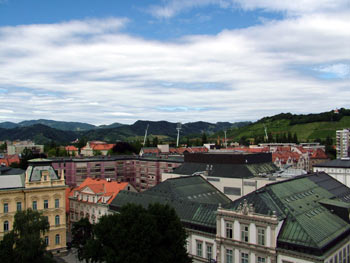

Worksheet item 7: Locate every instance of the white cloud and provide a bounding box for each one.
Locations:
[147,0,350,18]
[0,13,349,124]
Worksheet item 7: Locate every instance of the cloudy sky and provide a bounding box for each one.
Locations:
[0,0,349,125]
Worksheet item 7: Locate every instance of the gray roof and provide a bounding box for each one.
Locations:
[173,162,278,179]
[0,174,24,189]
[26,165,59,182]
[0,167,25,175]
[314,159,350,168]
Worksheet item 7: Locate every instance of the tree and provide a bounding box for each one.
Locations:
[0,209,53,263]
[71,218,94,262]
[73,204,191,263]
[201,133,208,145]
[152,137,159,147]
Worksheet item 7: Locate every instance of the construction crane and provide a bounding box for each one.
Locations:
[143,124,149,146]
[176,122,182,147]
[264,124,268,142]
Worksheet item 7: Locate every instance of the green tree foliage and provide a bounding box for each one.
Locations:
[152,136,159,147]
[71,217,93,262]
[111,142,139,155]
[72,203,191,263]
[201,132,208,145]
[0,141,7,151]
[145,138,151,147]
[0,209,54,263]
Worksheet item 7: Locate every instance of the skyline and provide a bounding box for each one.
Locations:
[0,0,349,125]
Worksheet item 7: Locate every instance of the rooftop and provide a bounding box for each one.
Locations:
[225,172,350,256]
[109,175,231,230]
[314,159,350,168]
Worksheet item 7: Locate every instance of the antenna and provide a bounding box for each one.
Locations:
[176,122,182,147]
[264,125,268,142]
[143,124,149,146]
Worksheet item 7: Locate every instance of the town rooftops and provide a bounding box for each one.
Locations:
[109,175,231,231]
[314,159,350,168]
[225,172,350,256]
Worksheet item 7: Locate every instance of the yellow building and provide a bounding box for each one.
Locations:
[0,159,67,253]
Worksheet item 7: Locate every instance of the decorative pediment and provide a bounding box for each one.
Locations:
[80,186,96,194]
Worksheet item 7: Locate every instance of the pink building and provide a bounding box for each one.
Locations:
[51,156,183,191]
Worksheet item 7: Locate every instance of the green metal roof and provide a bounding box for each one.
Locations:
[226,172,350,255]
[109,175,231,228]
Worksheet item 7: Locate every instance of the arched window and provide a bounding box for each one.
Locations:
[55,215,60,226]
[4,221,9,232]
[55,234,60,245]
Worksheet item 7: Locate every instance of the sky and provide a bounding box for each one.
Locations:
[0,0,349,125]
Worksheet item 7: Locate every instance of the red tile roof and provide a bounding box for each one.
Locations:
[92,144,115,151]
[65,145,78,151]
[0,155,20,166]
[310,149,328,159]
[72,178,129,204]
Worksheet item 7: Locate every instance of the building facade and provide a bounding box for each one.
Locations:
[336,129,350,159]
[51,156,183,191]
[68,177,136,228]
[0,159,67,253]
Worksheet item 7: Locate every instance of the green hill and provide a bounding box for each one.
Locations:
[221,109,350,143]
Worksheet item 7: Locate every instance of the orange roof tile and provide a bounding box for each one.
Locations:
[65,145,78,151]
[72,178,129,204]
[92,144,115,151]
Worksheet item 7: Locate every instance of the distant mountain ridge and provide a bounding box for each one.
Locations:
[0,119,246,143]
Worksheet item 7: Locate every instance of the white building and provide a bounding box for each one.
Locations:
[313,159,350,188]
[336,129,350,159]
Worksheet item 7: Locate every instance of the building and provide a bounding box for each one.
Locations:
[80,141,115,156]
[51,155,183,191]
[65,146,78,156]
[68,177,136,228]
[7,140,44,155]
[139,145,208,157]
[0,159,67,253]
[109,172,350,263]
[109,175,232,263]
[162,152,283,201]
[216,172,350,263]
[336,129,350,159]
[0,155,20,167]
[313,159,350,188]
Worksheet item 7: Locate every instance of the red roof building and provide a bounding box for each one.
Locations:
[68,178,136,226]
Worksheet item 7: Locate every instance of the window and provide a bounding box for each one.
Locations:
[206,243,213,260]
[55,199,59,208]
[16,202,22,211]
[257,256,266,263]
[4,221,9,232]
[226,222,233,238]
[257,227,265,246]
[196,241,203,257]
[241,252,249,263]
[226,249,233,263]
[45,236,49,246]
[55,234,60,245]
[44,200,48,209]
[32,200,37,210]
[3,203,8,213]
[241,225,249,242]
[55,215,60,226]
[339,251,342,263]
